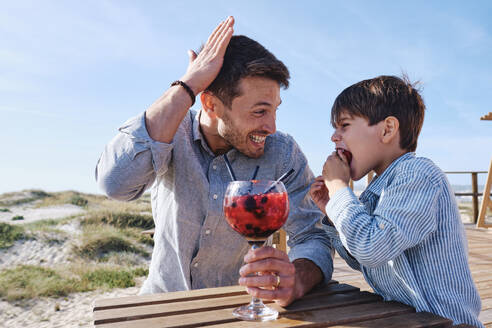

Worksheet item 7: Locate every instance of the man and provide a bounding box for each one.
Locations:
[96,16,333,306]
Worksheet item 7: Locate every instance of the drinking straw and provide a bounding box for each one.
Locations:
[251,166,260,180]
[223,154,237,181]
[263,168,295,193]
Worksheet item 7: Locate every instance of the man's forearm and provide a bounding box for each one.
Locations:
[292,258,323,299]
[145,85,194,143]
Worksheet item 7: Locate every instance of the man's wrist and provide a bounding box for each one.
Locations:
[171,80,196,106]
[292,258,323,299]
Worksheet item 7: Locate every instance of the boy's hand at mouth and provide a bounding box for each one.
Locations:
[309,176,330,215]
[322,150,351,196]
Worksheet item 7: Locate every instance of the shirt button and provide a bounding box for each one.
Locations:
[205,229,211,235]
[194,262,199,268]
[379,223,385,230]
[213,194,218,200]
[213,165,217,170]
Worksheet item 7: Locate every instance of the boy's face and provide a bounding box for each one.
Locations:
[331,111,385,180]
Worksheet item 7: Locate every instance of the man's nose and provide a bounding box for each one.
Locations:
[263,115,276,134]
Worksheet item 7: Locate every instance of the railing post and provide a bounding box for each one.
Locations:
[472,172,478,223]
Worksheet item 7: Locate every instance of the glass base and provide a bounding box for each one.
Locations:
[232,300,278,321]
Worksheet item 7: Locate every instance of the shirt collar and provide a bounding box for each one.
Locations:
[192,109,235,157]
[191,109,203,142]
[362,152,415,197]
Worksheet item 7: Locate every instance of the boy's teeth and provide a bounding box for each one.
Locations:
[250,135,266,143]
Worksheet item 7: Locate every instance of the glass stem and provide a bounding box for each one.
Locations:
[250,243,265,308]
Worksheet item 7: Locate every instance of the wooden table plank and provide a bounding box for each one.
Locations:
[330,312,452,327]
[206,302,415,328]
[94,284,360,325]
[94,285,246,310]
[94,286,371,326]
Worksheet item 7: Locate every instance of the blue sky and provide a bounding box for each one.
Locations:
[1,0,491,194]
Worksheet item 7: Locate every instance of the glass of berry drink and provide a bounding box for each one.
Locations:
[223,180,289,321]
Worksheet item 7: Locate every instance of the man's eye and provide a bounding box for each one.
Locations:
[254,110,266,115]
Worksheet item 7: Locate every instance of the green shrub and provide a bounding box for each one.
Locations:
[70,195,88,207]
[132,267,149,277]
[0,190,52,206]
[11,215,24,221]
[74,225,149,260]
[75,235,146,258]
[0,208,10,212]
[0,223,25,249]
[81,269,135,289]
[0,265,77,301]
[82,211,154,230]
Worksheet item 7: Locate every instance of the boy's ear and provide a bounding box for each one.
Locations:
[381,116,400,144]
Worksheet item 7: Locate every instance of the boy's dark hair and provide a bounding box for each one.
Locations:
[331,75,425,152]
[205,35,290,107]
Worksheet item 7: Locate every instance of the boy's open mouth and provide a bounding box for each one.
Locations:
[336,147,353,165]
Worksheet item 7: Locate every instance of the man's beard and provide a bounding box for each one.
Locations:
[219,114,263,159]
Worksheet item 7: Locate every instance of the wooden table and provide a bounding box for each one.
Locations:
[93,281,455,327]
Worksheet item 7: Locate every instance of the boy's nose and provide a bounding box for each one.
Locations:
[331,131,341,142]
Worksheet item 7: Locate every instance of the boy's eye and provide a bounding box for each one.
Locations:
[342,123,349,128]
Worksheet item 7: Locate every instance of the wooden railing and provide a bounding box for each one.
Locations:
[444,171,489,223]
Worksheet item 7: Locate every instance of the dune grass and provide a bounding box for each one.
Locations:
[0,189,154,301]
[0,190,51,207]
[0,264,149,301]
[0,222,26,249]
[74,224,149,260]
[81,210,154,230]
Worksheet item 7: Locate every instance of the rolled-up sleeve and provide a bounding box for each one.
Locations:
[95,112,174,201]
[281,138,334,284]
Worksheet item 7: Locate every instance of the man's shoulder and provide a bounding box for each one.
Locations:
[266,130,298,150]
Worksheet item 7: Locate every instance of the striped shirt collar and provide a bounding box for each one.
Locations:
[362,152,416,198]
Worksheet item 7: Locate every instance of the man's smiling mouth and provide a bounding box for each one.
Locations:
[249,134,266,143]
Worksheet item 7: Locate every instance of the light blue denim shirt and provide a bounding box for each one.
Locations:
[323,152,482,327]
[96,110,333,294]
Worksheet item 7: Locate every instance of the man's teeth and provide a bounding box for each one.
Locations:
[250,135,266,143]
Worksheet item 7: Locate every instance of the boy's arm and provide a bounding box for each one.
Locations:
[321,217,361,271]
[326,172,440,268]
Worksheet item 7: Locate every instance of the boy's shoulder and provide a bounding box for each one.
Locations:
[392,154,445,186]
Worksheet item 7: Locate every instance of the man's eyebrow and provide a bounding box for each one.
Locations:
[252,100,282,108]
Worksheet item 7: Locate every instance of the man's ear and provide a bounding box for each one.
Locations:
[381,116,399,144]
[200,92,219,119]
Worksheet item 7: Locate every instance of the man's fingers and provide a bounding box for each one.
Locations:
[240,258,293,277]
[187,50,197,63]
[244,246,289,263]
[208,16,234,51]
[205,17,228,46]
[214,26,233,57]
[239,273,293,289]
[246,286,290,302]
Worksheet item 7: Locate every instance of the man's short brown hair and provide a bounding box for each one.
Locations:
[205,35,290,107]
[331,75,426,152]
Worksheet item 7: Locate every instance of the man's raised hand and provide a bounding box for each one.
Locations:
[180,16,234,95]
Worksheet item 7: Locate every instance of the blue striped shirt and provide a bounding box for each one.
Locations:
[323,152,483,327]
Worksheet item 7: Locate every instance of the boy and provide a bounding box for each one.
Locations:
[310,75,483,327]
